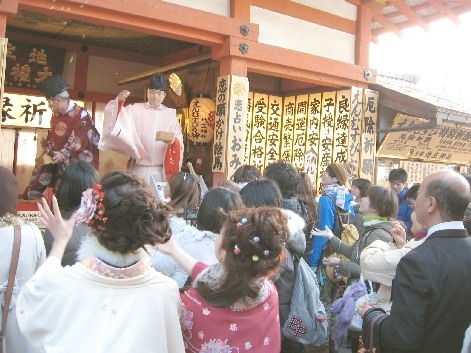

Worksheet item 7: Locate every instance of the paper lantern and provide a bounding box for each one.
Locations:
[188,95,215,143]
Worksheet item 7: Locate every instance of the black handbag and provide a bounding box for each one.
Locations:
[358,308,387,353]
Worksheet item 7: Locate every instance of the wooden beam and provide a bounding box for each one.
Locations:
[0,0,18,19]
[117,53,212,85]
[159,46,212,67]
[430,1,461,25]
[252,0,356,35]
[345,0,362,6]
[219,56,247,76]
[355,5,372,67]
[7,29,162,66]
[212,36,373,88]
[20,0,259,44]
[0,13,6,37]
[231,0,250,21]
[392,1,429,32]
[371,13,403,38]
[19,0,232,47]
[372,5,471,37]
[362,0,403,38]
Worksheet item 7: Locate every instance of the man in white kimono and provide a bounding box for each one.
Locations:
[100,73,184,183]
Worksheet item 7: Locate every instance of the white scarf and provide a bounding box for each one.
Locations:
[323,184,348,208]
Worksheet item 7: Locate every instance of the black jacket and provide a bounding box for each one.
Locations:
[366,228,471,353]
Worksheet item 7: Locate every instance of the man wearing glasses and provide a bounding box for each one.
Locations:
[388,168,414,235]
[23,75,100,200]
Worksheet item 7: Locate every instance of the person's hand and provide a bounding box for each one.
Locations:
[357,302,376,318]
[117,90,130,101]
[390,220,407,248]
[38,195,76,251]
[155,238,178,255]
[311,226,334,239]
[52,151,67,164]
[322,257,340,267]
[169,73,182,96]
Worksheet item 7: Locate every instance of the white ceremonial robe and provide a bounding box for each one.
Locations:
[100,98,184,182]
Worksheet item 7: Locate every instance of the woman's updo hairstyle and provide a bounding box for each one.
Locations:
[223,207,290,278]
[196,206,290,307]
[94,170,172,253]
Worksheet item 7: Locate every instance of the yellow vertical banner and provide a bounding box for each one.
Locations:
[348,87,363,173]
[212,75,231,173]
[244,92,254,165]
[264,95,282,168]
[305,93,322,190]
[333,90,350,165]
[281,96,295,162]
[292,94,309,171]
[250,93,269,171]
[360,89,378,180]
[225,75,249,178]
[317,91,337,193]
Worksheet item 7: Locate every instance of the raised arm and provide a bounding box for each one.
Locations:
[155,238,198,275]
[37,196,76,261]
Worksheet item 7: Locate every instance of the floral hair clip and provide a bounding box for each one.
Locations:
[252,236,260,243]
[263,250,270,257]
[252,255,259,262]
[234,244,241,255]
[76,184,107,232]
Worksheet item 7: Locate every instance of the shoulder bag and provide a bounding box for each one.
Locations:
[0,226,21,353]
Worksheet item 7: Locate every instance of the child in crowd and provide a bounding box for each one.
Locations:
[157,207,290,353]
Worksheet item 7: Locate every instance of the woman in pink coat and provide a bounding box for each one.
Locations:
[158,207,290,353]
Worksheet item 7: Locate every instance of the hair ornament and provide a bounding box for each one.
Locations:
[234,244,241,255]
[76,183,107,232]
[236,222,242,228]
[252,236,260,243]
[252,255,259,262]
[263,250,270,257]
[241,217,248,224]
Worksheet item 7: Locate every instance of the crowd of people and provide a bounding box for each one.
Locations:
[4,75,471,353]
[4,159,471,353]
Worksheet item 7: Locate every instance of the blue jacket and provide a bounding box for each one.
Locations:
[309,192,355,268]
[396,188,413,232]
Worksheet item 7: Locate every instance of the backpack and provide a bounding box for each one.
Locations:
[282,255,328,347]
[325,195,360,283]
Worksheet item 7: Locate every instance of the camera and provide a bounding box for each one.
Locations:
[183,208,198,221]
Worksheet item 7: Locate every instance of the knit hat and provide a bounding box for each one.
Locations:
[40,75,69,99]
[148,73,167,91]
[0,166,19,216]
[328,163,348,186]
